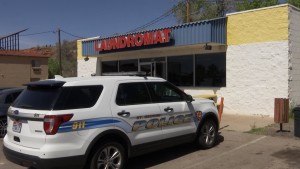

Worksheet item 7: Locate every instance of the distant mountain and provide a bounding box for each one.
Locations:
[21,46,55,56]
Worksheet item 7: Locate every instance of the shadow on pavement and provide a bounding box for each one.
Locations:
[127,134,224,169]
[272,148,300,168]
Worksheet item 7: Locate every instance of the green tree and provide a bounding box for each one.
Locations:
[173,0,229,24]
[48,57,60,79]
[236,0,279,11]
[53,40,77,77]
[288,0,300,8]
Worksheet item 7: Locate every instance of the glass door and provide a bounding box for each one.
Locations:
[139,58,166,78]
[139,62,166,79]
[155,62,166,79]
[140,63,153,76]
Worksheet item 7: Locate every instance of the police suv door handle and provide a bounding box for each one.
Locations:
[164,107,173,112]
[117,111,130,117]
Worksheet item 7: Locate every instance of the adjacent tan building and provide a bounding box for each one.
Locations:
[0,50,49,87]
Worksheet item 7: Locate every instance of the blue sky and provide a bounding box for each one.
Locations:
[1,0,289,49]
[0,0,179,49]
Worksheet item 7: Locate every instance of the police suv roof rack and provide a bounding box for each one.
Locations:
[102,71,147,77]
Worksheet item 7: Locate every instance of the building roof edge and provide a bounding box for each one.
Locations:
[0,50,50,58]
[81,17,227,42]
[226,4,288,16]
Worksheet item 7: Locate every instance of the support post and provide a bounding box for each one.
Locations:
[58,28,62,76]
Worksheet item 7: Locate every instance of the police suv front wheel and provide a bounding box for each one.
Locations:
[197,119,217,149]
[89,141,126,169]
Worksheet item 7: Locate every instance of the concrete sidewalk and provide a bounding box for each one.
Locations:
[219,113,298,139]
[219,113,274,132]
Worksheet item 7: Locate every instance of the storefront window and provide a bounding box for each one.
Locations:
[167,55,193,86]
[195,53,226,87]
[119,59,138,72]
[102,61,118,73]
[101,54,226,87]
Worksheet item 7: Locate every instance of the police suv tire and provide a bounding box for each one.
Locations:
[197,119,217,149]
[0,118,7,138]
[89,141,126,169]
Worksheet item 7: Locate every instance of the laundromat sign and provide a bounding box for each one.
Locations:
[94,29,172,52]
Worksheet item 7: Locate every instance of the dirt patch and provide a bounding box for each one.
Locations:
[247,118,299,139]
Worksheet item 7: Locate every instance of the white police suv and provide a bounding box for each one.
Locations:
[3,75,219,169]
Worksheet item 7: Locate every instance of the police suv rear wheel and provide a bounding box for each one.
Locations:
[197,119,217,149]
[90,141,126,169]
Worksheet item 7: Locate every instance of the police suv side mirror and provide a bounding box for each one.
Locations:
[186,95,194,102]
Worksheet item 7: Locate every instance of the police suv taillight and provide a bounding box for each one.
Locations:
[44,114,73,135]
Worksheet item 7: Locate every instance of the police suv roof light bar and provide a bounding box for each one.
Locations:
[102,71,147,77]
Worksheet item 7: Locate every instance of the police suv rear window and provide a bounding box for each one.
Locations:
[13,85,103,110]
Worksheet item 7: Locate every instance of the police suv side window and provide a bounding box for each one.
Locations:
[146,82,186,103]
[53,86,103,110]
[116,83,151,106]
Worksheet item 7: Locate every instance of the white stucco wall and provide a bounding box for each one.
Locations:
[77,41,289,116]
[184,41,289,116]
[77,57,97,77]
[289,6,300,107]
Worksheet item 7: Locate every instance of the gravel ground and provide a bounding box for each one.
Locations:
[247,118,300,139]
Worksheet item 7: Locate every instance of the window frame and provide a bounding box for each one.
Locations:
[167,55,194,87]
[195,52,226,87]
[146,82,187,103]
[53,85,103,110]
[119,59,138,72]
[102,60,119,73]
[115,82,152,106]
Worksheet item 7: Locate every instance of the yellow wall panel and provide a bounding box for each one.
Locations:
[227,5,289,45]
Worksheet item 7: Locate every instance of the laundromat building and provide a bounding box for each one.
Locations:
[77,4,300,117]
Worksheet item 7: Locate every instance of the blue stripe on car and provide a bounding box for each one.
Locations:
[58,118,132,133]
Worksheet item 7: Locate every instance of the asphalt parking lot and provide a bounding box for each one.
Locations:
[1,130,300,169]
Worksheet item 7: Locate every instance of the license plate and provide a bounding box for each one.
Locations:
[12,121,22,133]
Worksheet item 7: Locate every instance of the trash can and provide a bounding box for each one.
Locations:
[274,98,289,124]
[293,106,300,138]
